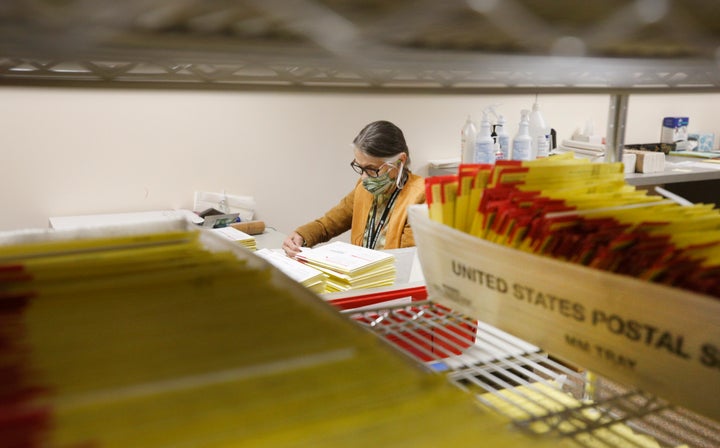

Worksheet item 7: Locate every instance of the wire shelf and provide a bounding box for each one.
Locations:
[344,300,720,448]
[3,0,720,91]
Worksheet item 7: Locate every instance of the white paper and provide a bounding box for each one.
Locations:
[296,241,394,274]
[210,226,254,242]
[667,160,720,171]
[428,157,460,168]
[255,248,325,283]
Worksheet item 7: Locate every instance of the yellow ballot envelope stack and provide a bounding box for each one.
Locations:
[423,153,720,294]
[425,174,459,227]
[295,241,396,293]
[210,225,257,250]
[418,153,720,421]
[255,247,327,293]
[0,221,569,447]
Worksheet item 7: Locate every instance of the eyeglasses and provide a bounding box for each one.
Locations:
[350,160,385,178]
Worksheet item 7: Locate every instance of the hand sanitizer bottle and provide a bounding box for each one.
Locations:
[493,141,504,161]
[513,110,532,161]
[495,114,510,160]
[474,112,495,164]
[461,115,477,164]
[529,98,550,159]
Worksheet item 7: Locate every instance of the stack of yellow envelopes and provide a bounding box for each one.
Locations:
[255,248,326,293]
[296,241,396,292]
[0,221,567,447]
[210,226,257,250]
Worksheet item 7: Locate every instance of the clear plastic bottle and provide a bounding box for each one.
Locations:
[493,141,503,161]
[529,99,550,159]
[461,115,477,164]
[474,112,495,164]
[512,110,532,161]
[495,114,510,160]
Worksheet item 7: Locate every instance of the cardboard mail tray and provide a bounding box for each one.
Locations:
[408,204,720,421]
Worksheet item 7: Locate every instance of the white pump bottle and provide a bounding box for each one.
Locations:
[495,114,510,160]
[474,112,494,164]
[461,115,477,164]
[512,110,532,161]
[529,99,550,159]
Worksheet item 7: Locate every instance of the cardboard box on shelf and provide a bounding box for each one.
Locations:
[408,204,720,422]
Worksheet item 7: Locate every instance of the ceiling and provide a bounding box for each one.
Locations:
[2,0,720,91]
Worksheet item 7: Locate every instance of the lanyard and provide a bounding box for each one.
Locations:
[365,187,401,250]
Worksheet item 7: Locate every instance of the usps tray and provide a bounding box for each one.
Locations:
[408,204,720,422]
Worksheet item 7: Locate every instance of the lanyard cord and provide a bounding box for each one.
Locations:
[365,186,401,250]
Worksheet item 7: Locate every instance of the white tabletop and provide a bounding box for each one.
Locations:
[253,228,287,250]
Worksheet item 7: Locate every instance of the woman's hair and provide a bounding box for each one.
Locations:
[353,120,410,165]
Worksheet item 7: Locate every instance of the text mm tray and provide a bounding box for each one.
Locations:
[408,204,720,422]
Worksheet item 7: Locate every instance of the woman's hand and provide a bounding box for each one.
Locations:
[282,232,305,258]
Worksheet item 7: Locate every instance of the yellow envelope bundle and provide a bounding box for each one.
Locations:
[0,222,567,447]
[424,153,720,298]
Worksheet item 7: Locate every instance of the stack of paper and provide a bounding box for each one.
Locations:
[556,141,639,173]
[296,241,396,292]
[1,222,553,447]
[254,248,326,293]
[624,149,665,173]
[556,139,605,160]
[210,226,256,250]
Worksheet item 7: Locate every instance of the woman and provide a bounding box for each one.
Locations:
[282,120,425,258]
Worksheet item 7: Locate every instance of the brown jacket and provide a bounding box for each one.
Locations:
[296,172,426,249]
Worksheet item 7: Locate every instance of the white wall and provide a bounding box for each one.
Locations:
[1,87,718,237]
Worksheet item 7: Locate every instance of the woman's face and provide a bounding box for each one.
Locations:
[352,147,405,180]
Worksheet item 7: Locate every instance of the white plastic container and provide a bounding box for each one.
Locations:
[460,115,477,164]
[494,114,510,160]
[512,110,532,161]
[529,100,550,159]
[474,113,495,164]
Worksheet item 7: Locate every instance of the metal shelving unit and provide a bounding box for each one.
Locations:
[2,51,719,93]
[345,300,720,448]
[2,0,720,92]
[4,0,719,163]
[3,1,720,444]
